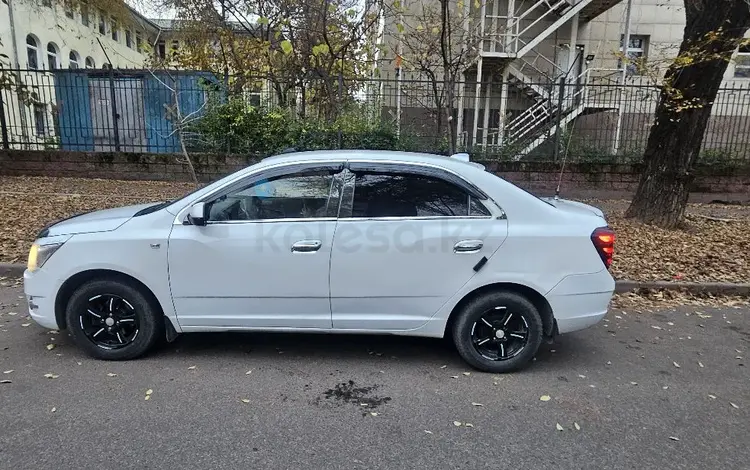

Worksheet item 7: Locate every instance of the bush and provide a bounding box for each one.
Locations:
[187,100,404,155]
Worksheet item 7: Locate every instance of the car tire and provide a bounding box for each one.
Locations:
[65,278,163,360]
[452,291,544,373]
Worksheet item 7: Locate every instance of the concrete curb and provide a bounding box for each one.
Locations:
[614,280,750,296]
[2,261,748,296]
[0,263,24,277]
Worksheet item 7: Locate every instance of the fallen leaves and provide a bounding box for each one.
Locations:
[673,362,681,368]
[574,422,581,431]
[245,370,252,375]
[453,421,461,427]
[556,423,564,431]
[540,395,551,402]
[471,402,484,407]
[730,402,739,409]
[43,373,59,379]
[669,436,680,441]
[2,370,13,374]
[145,389,153,400]
[188,366,197,370]
[241,398,250,404]
[50,407,57,413]
[46,344,55,351]
[107,373,118,377]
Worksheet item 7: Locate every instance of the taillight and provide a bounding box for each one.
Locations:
[591,227,615,269]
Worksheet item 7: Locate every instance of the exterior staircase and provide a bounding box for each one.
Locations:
[470,0,624,157]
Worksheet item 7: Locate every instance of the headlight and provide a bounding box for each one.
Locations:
[27,243,64,272]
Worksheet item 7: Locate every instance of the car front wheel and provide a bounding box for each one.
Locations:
[65,278,163,360]
[452,291,544,373]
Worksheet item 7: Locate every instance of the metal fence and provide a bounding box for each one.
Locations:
[2,67,750,163]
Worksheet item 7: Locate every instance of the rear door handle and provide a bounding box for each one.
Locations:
[291,240,322,253]
[454,240,483,254]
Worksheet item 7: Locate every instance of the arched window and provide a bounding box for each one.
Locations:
[85,57,96,69]
[47,42,59,70]
[69,51,80,69]
[26,35,40,69]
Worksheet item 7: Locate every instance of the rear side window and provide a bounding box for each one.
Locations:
[350,172,490,218]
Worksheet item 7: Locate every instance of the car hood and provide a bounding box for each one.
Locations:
[541,197,606,219]
[41,203,157,238]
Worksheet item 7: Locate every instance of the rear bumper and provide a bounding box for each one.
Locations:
[24,268,60,330]
[546,271,614,334]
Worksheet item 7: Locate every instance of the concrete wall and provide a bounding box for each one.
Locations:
[2,150,749,197]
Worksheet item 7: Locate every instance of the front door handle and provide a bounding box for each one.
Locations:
[454,240,484,254]
[291,240,322,253]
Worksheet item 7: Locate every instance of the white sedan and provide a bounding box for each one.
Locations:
[24,150,615,372]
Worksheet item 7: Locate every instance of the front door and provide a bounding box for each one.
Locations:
[329,165,508,331]
[168,164,343,329]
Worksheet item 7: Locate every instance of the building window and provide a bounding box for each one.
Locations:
[64,1,75,18]
[81,6,90,27]
[111,18,119,42]
[26,35,40,69]
[33,104,46,136]
[46,43,59,70]
[85,56,96,69]
[735,45,750,78]
[69,51,80,69]
[136,34,143,52]
[41,0,51,7]
[98,12,106,35]
[619,35,648,76]
[125,30,133,49]
[157,41,166,60]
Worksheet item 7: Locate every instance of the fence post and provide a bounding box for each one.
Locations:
[108,66,121,152]
[0,90,9,149]
[552,76,566,162]
[337,72,343,149]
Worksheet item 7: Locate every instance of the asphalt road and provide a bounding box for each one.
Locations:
[0,285,748,470]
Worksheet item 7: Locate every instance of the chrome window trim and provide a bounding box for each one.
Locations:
[336,216,496,222]
[204,217,339,226]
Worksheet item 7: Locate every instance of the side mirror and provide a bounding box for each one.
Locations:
[187,202,207,226]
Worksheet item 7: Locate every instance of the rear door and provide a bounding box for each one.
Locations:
[329,163,508,331]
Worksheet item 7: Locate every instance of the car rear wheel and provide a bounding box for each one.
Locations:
[452,291,543,373]
[65,279,163,360]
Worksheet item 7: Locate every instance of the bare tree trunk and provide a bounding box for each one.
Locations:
[625,0,750,228]
[172,85,199,183]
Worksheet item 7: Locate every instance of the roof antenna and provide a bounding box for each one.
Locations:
[555,126,576,201]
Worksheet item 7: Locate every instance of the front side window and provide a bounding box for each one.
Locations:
[350,172,490,218]
[735,44,750,78]
[98,12,106,35]
[207,170,336,222]
[85,56,95,68]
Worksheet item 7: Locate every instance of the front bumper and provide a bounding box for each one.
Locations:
[24,269,61,330]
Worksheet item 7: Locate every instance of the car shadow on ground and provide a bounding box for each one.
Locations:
[148,330,592,371]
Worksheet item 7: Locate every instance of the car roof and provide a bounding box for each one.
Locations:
[258,150,483,172]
